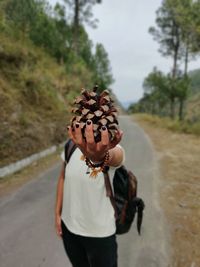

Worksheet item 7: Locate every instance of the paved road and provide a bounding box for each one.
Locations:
[0,115,171,267]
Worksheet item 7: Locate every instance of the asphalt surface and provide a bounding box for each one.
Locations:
[0,115,171,267]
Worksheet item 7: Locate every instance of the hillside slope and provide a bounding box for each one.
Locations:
[0,33,92,167]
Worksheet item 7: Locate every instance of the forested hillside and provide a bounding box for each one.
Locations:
[0,0,113,167]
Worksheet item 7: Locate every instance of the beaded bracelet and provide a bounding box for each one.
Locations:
[81,151,110,178]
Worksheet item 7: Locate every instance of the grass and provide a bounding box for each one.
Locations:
[0,32,92,167]
[185,91,200,124]
[133,114,200,267]
[132,113,200,136]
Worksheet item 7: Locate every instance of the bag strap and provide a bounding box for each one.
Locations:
[103,170,118,219]
[64,139,77,163]
[64,139,77,179]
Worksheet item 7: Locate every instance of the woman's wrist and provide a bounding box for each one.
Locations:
[88,149,114,165]
[87,152,107,164]
[82,151,110,177]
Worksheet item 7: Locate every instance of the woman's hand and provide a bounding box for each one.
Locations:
[55,214,62,238]
[67,120,123,162]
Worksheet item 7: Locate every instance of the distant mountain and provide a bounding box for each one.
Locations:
[120,101,136,109]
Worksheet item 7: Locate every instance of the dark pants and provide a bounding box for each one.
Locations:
[61,220,118,267]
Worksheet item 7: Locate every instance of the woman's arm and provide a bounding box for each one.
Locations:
[55,162,65,237]
[108,145,124,167]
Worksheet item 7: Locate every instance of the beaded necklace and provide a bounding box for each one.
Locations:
[80,151,110,178]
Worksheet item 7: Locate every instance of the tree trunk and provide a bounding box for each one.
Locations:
[179,43,189,122]
[184,41,189,77]
[179,99,184,121]
[178,98,184,121]
[73,0,79,54]
[170,97,175,119]
[172,43,179,79]
[171,25,180,120]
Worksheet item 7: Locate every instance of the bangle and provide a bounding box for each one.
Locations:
[82,151,110,178]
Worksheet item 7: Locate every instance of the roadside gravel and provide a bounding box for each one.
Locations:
[133,114,200,267]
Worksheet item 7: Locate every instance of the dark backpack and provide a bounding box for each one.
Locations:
[64,139,145,235]
[104,166,145,235]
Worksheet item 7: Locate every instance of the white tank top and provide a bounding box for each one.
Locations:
[61,145,125,237]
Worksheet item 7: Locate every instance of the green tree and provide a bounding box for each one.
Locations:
[174,74,191,120]
[53,3,72,63]
[189,0,200,53]
[28,2,62,59]
[172,0,200,75]
[78,26,94,69]
[3,0,37,38]
[149,0,200,120]
[149,0,183,78]
[149,0,184,118]
[63,0,102,54]
[93,43,114,91]
[143,68,175,117]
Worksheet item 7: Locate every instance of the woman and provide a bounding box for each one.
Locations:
[55,94,124,267]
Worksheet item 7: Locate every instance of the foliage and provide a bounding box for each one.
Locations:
[63,0,101,28]
[149,0,200,73]
[1,0,112,87]
[149,0,183,62]
[188,68,200,95]
[0,0,114,166]
[3,0,38,34]
[129,66,197,121]
[92,43,114,91]
[133,113,200,136]
[63,0,102,55]
[134,0,200,123]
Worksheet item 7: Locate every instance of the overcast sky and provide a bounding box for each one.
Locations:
[49,0,200,104]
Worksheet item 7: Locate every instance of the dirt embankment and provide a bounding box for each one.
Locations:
[0,33,92,167]
[133,114,200,267]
